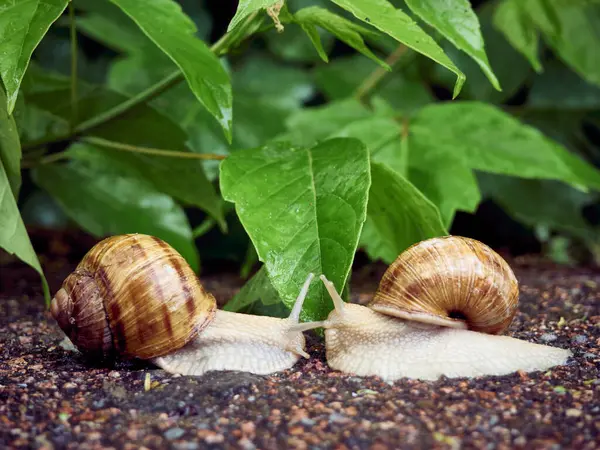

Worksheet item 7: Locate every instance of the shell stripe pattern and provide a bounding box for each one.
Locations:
[75,234,215,359]
[371,236,519,334]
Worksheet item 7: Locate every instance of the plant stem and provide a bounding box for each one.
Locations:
[354,45,408,102]
[82,136,226,160]
[75,70,183,134]
[22,11,260,153]
[68,1,77,131]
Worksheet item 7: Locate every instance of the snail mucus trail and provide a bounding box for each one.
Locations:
[50,234,313,376]
[296,236,572,381]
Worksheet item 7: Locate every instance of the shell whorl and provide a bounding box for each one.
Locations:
[50,234,216,359]
[370,236,519,335]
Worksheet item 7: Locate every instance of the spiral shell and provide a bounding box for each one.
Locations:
[369,236,519,335]
[50,234,216,359]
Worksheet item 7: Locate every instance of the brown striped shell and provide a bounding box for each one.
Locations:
[369,236,519,335]
[50,234,216,360]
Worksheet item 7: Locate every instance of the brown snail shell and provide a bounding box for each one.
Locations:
[50,234,216,359]
[369,236,519,334]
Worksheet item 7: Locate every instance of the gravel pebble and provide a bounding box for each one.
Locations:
[1,247,599,449]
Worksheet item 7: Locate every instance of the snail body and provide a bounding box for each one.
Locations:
[301,236,571,381]
[51,234,311,376]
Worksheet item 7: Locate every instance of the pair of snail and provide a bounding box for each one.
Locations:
[51,234,570,381]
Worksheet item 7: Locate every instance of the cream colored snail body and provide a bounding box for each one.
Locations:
[50,234,312,376]
[299,236,571,381]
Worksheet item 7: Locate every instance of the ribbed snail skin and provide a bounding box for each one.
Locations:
[323,303,571,381]
[50,234,216,360]
[152,311,307,376]
[370,236,519,335]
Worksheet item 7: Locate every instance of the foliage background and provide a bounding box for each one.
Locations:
[2,0,600,320]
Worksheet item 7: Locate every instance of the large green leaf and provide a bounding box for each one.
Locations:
[479,174,597,241]
[228,0,279,31]
[109,0,233,140]
[493,0,542,72]
[525,0,600,87]
[33,143,199,271]
[0,159,49,302]
[24,72,225,229]
[0,0,68,113]
[313,54,433,113]
[295,7,389,69]
[0,87,21,197]
[282,99,372,147]
[330,0,465,97]
[409,158,480,228]
[360,162,447,264]
[404,0,499,90]
[409,102,600,191]
[220,139,370,321]
[0,86,48,303]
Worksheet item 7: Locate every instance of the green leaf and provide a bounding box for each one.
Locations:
[360,162,447,264]
[0,87,21,197]
[528,61,600,110]
[266,20,335,63]
[33,143,199,271]
[24,72,225,229]
[313,54,433,113]
[228,0,279,31]
[223,266,282,312]
[295,7,389,69]
[432,2,531,103]
[330,0,465,97]
[409,102,600,191]
[77,0,211,51]
[479,174,596,241]
[233,55,313,110]
[1,159,49,303]
[75,2,151,53]
[408,159,481,227]
[109,0,233,140]
[404,0,499,90]
[0,87,49,303]
[282,99,372,147]
[493,0,542,72]
[525,0,600,87]
[0,0,68,113]
[220,138,370,321]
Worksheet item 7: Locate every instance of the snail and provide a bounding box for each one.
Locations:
[50,234,314,376]
[297,236,572,381]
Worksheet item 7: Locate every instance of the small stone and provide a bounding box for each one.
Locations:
[240,421,255,438]
[173,443,198,450]
[572,335,587,344]
[204,433,225,444]
[164,427,185,440]
[300,418,315,426]
[328,412,349,424]
[238,438,256,450]
[540,333,557,343]
[62,382,77,390]
[565,409,582,418]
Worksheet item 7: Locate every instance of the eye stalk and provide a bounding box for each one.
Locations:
[295,236,572,381]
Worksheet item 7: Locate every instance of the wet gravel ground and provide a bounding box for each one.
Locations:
[1,243,599,449]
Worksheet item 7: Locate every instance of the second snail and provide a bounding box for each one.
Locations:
[50,234,570,381]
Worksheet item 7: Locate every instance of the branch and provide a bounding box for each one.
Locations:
[82,136,226,160]
[22,11,260,153]
[354,45,408,102]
